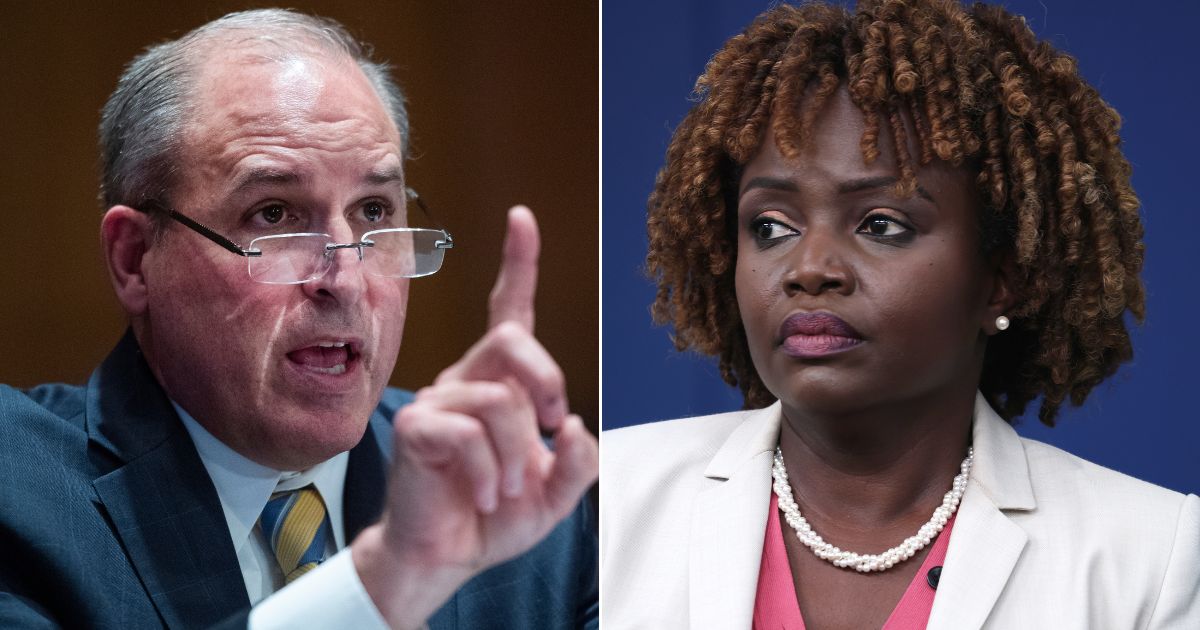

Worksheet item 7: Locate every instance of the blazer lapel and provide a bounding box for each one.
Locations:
[927,393,1036,630]
[689,404,781,630]
[87,331,249,629]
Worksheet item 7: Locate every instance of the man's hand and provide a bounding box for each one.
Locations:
[353,206,599,629]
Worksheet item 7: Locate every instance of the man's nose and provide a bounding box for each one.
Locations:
[302,239,367,304]
[781,227,855,296]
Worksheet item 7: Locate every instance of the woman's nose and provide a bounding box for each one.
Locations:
[781,228,855,296]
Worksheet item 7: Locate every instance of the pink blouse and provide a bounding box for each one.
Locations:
[753,493,956,630]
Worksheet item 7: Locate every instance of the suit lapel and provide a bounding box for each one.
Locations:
[925,487,1027,629]
[689,404,781,630]
[343,409,392,541]
[926,393,1036,629]
[87,331,249,629]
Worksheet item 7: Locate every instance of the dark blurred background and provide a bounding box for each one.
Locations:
[0,1,598,430]
[603,0,1199,494]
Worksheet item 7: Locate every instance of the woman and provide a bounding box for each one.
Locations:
[601,1,1199,628]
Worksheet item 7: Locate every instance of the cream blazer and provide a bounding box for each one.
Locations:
[601,393,1199,629]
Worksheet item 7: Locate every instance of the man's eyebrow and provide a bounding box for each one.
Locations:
[225,166,404,195]
[741,176,800,194]
[837,176,934,203]
[229,168,305,195]
[364,167,405,186]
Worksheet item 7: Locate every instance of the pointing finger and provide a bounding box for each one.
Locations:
[487,206,539,332]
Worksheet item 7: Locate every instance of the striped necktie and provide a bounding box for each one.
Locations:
[259,484,331,585]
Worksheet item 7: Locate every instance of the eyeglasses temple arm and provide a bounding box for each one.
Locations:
[405,187,454,249]
[143,203,261,257]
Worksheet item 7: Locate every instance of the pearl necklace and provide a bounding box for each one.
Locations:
[771,445,973,573]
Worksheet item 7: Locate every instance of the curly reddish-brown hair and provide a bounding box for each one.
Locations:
[647,0,1144,426]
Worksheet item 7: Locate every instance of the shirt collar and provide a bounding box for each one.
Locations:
[173,402,350,552]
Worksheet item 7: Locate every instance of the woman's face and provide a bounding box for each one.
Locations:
[734,88,1007,417]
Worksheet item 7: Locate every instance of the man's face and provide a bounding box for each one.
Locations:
[138,51,409,470]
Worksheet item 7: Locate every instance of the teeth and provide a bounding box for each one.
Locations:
[317,341,348,348]
[309,363,347,375]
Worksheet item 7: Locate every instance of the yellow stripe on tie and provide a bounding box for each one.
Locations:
[275,489,325,571]
[260,485,331,586]
[287,562,320,584]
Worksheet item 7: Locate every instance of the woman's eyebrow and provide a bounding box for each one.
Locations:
[838,175,934,203]
[741,174,935,205]
[741,176,799,194]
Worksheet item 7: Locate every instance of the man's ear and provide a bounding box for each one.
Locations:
[983,250,1018,335]
[101,206,153,317]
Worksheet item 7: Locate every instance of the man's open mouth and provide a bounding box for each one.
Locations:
[286,341,360,375]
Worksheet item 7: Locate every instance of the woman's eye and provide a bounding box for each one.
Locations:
[858,214,909,237]
[751,218,798,241]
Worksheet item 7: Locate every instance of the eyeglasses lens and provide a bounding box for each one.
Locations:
[246,230,447,284]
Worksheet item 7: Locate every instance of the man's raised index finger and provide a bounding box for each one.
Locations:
[487,205,539,332]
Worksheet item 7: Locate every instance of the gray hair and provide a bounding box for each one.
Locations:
[99,8,409,212]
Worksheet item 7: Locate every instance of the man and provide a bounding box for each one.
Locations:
[0,9,597,629]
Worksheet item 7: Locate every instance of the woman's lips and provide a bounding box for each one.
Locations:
[781,333,863,357]
[777,312,863,358]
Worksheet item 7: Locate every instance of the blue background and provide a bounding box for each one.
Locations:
[602,0,1199,494]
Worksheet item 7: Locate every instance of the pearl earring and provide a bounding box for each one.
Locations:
[995,315,1010,331]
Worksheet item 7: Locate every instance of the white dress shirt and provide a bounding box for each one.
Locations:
[174,403,389,629]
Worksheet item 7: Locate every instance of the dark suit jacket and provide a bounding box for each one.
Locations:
[0,331,598,629]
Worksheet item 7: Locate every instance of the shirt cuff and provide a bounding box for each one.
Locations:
[248,548,390,630]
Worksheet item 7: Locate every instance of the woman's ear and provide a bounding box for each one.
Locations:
[983,250,1018,335]
[101,206,153,317]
